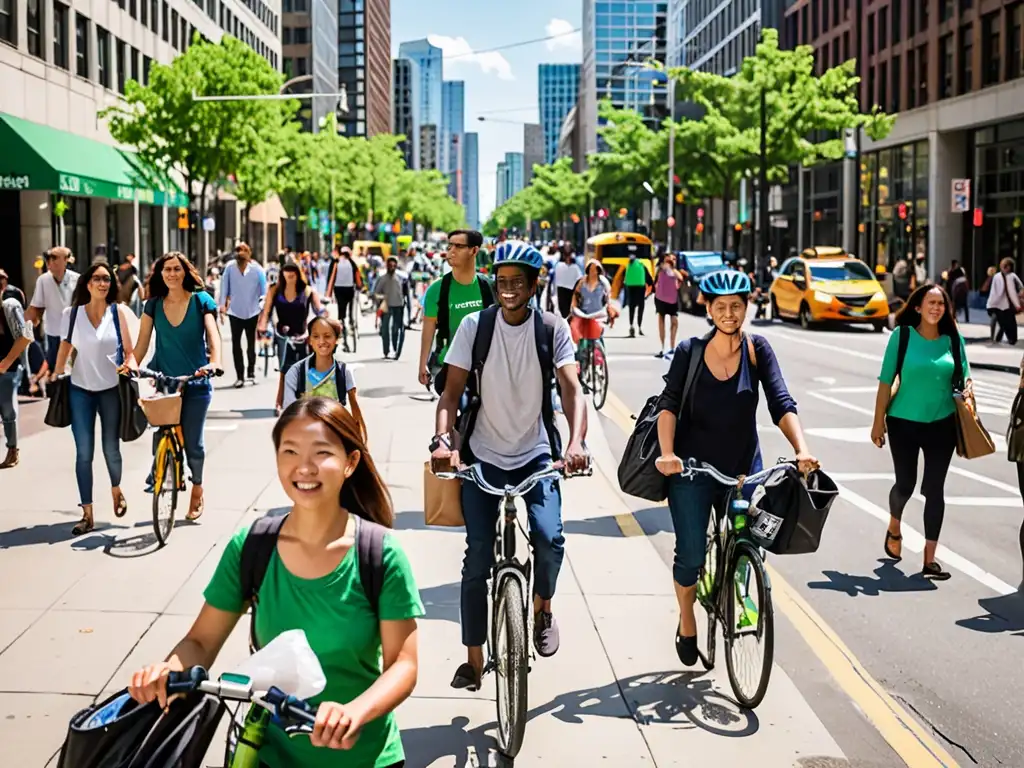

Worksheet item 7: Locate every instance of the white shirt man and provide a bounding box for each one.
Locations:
[28,247,79,370]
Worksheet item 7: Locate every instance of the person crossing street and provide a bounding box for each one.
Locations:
[375,257,407,360]
[220,242,267,387]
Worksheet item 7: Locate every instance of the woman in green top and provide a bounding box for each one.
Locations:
[871,283,973,580]
[127,397,424,767]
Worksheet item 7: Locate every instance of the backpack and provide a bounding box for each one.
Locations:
[457,305,561,464]
[239,513,387,652]
[617,332,758,502]
[435,273,496,355]
[294,355,348,406]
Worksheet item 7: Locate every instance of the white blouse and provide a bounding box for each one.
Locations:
[60,305,122,392]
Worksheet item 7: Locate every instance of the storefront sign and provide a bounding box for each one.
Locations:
[116,186,135,201]
[951,179,971,213]
[0,174,30,190]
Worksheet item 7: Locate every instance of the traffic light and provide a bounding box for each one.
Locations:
[177,207,189,229]
[897,202,908,220]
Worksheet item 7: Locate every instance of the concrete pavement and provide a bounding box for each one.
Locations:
[0,314,862,767]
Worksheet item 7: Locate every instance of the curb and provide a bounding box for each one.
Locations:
[971,361,1019,374]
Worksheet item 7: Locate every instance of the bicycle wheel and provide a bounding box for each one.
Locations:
[696,511,721,671]
[151,436,178,546]
[493,575,528,758]
[591,342,608,410]
[724,541,774,708]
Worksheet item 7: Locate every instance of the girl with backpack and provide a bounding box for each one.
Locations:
[127,397,423,768]
[282,316,366,442]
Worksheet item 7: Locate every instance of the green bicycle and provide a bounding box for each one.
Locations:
[572,308,608,410]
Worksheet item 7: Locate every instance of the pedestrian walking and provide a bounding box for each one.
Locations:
[945,259,971,323]
[220,242,267,387]
[0,269,27,308]
[985,257,1022,345]
[654,254,684,358]
[871,283,972,580]
[375,257,406,360]
[134,252,222,521]
[117,256,144,316]
[52,263,139,536]
[328,247,363,350]
[0,293,34,468]
[569,261,612,345]
[128,396,422,768]
[621,252,653,337]
[552,248,583,319]
[27,246,79,372]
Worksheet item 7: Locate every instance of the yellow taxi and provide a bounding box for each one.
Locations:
[769,247,889,331]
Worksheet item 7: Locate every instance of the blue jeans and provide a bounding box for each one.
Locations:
[146,383,212,487]
[0,367,24,448]
[69,384,123,506]
[460,455,564,647]
[380,306,405,358]
[46,334,61,370]
[666,474,731,588]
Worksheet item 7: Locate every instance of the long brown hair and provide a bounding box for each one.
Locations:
[147,252,204,298]
[272,397,393,528]
[71,263,118,306]
[895,282,959,338]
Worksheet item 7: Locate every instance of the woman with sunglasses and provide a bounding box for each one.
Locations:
[53,263,139,536]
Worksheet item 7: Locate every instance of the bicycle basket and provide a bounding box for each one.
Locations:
[748,464,839,555]
[138,392,183,427]
[56,689,163,768]
[125,690,225,768]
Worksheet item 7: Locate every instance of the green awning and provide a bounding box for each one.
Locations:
[0,113,187,206]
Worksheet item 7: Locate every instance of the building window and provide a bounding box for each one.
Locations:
[893,0,902,42]
[939,33,953,97]
[97,27,110,87]
[982,13,1001,86]
[919,0,928,31]
[26,0,42,57]
[1010,4,1022,80]
[171,9,178,48]
[959,24,973,93]
[161,1,168,41]
[879,6,888,49]
[868,13,876,55]
[879,60,888,110]
[891,55,901,111]
[141,0,147,25]
[150,0,157,31]
[908,0,916,36]
[918,44,928,103]
[180,16,186,47]
[282,25,291,43]
[53,2,68,68]
[843,30,850,60]
[75,14,88,77]
[143,54,151,84]
[130,45,139,82]
[116,38,126,93]
[0,0,14,46]
[832,37,840,66]
[908,47,917,107]
[822,0,829,31]
[939,0,952,23]
[960,0,972,12]
[868,66,876,108]
[129,0,137,19]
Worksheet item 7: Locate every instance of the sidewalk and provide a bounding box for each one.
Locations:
[0,318,846,767]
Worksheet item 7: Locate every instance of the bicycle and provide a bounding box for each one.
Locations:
[343,293,359,354]
[572,308,609,411]
[276,330,308,371]
[135,367,223,546]
[674,458,777,708]
[435,461,591,758]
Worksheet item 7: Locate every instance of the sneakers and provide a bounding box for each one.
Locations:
[533,610,560,657]
[629,326,636,338]
[675,631,698,666]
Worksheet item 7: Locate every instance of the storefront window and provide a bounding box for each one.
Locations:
[52,197,91,263]
[972,119,1024,284]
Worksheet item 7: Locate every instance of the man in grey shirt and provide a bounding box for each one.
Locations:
[374,256,407,360]
[429,240,589,692]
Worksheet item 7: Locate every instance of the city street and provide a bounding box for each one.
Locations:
[0,309,1021,767]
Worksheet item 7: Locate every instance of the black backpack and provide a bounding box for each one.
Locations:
[457,305,561,464]
[238,513,387,652]
[432,274,496,396]
[293,355,348,407]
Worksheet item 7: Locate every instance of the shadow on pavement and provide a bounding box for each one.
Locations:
[956,592,1024,636]
[401,716,507,768]
[359,385,424,399]
[394,510,462,533]
[806,559,938,597]
[563,508,673,538]
[207,408,277,420]
[0,514,118,548]
[418,581,461,625]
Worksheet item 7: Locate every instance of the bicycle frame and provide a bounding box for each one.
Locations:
[153,425,186,493]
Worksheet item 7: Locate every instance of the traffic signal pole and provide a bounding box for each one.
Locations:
[758,87,769,281]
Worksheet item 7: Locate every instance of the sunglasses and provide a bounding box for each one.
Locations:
[91,275,112,284]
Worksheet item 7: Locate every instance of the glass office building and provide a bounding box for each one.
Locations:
[539,64,581,164]
[398,39,443,128]
[463,132,480,229]
[392,57,419,169]
[441,80,465,189]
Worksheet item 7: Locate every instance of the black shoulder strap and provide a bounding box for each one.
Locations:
[355,515,387,616]
[949,332,965,391]
[895,325,910,381]
[477,275,495,308]
[295,357,308,397]
[435,273,454,352]
[679,333,712,420]
[110,304,124,363]
[239,514,287,652]
[460,306,501,459]
[335,361,348,406]
[65,304,79,344]
[471,305,500,375]
[534,310,561,457]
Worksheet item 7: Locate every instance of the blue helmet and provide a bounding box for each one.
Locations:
[699,269,752,298]
[493,240,545,272]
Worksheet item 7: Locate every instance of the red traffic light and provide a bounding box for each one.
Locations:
[974,208,984,227]
[897,203,908,220]
[673,174,681,185]
[696,207,705,219]
[667,216,676,228]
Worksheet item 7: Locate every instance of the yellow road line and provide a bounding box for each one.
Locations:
[597,388,960,768]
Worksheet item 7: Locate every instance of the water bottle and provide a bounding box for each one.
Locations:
[730,498,749,532]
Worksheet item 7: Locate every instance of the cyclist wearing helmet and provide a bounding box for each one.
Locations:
[653,269,816,667]
[430,240,589,691]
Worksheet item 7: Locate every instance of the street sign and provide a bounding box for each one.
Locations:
[202,216,215,231]
[951,179,971,213]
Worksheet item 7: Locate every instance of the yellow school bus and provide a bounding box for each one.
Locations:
[585,232,655,281]
[352,241,392,261]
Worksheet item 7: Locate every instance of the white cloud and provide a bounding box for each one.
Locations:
[545,18,582,52]
[427,34,514,81]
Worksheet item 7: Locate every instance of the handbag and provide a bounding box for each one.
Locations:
[950,333,996,459]
[423,461,465,526]
[111,305,148,442]
[44,305,79,429]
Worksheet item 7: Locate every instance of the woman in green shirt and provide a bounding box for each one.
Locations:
[127,397,424,767]
[871,283,973,581]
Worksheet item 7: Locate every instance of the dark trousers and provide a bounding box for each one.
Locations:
[380,306,405,358]
[1015,463,1024,584]
[228,314,259,380]
[556,287,574,319]
[626,285,647,327]
[993,307,1018,345]
[886,414,957,541]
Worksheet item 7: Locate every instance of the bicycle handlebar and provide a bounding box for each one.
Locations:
[436,461,592,498]
[679,458,788,487]
[134,367,224,384]
[167,666,317,728]
[572,308,608,321]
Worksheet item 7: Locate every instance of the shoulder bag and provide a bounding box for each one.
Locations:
[950,335,995,459]
[111,305,148,442]
[44,305,79,429]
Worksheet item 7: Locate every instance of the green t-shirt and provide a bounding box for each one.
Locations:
[423,275,488,364]
[624,259,648,287]
[879,326,971,423]
[203,521,425,768]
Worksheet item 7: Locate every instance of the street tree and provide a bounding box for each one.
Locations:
[589,101,663,228]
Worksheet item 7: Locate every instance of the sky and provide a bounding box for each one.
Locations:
[391,0,583,223]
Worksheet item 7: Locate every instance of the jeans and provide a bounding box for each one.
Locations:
[626,285,647,327]
[69,384,123,506]
[46,334,61,370]
[666,473,731,588]
[887,414,956,541]
[228,314,259,380]
[993,307,1018,345]
[380,306,405,358]
[146,383,212,487]
[0,367,24,448]
[460,455,564,647]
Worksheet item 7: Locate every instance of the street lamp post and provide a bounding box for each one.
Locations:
[758,87,769,280]
[666,80,676,252]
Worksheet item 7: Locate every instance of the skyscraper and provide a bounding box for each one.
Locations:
[670,0,781,73]
[504,152,525,202]
[420,124,439,171]
[399,39,443,178]
[462,132,480,229]
[496,161,509,206]
[441,80,466,196]
[281,0,338,133]
[338,0,391,137]
[523,123,544,186]
[538,64,581,164]
[581,1,669,155]
[392,58,420,169]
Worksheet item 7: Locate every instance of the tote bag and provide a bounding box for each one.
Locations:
[111,305,148,442]
[44,305,78,429]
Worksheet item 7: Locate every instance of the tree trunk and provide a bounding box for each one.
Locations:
[720,180,732,255]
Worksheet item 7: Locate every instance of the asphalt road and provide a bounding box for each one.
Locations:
[596,309,1024,768]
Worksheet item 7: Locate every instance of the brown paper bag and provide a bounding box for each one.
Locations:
[423,461,464,527]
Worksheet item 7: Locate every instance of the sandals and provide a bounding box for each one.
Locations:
[186,494,204,522]
[922,561,952,581]
[450,662,482,692]
[113,493,128,518]
[71,516,94,537]
[884,530,903,561]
